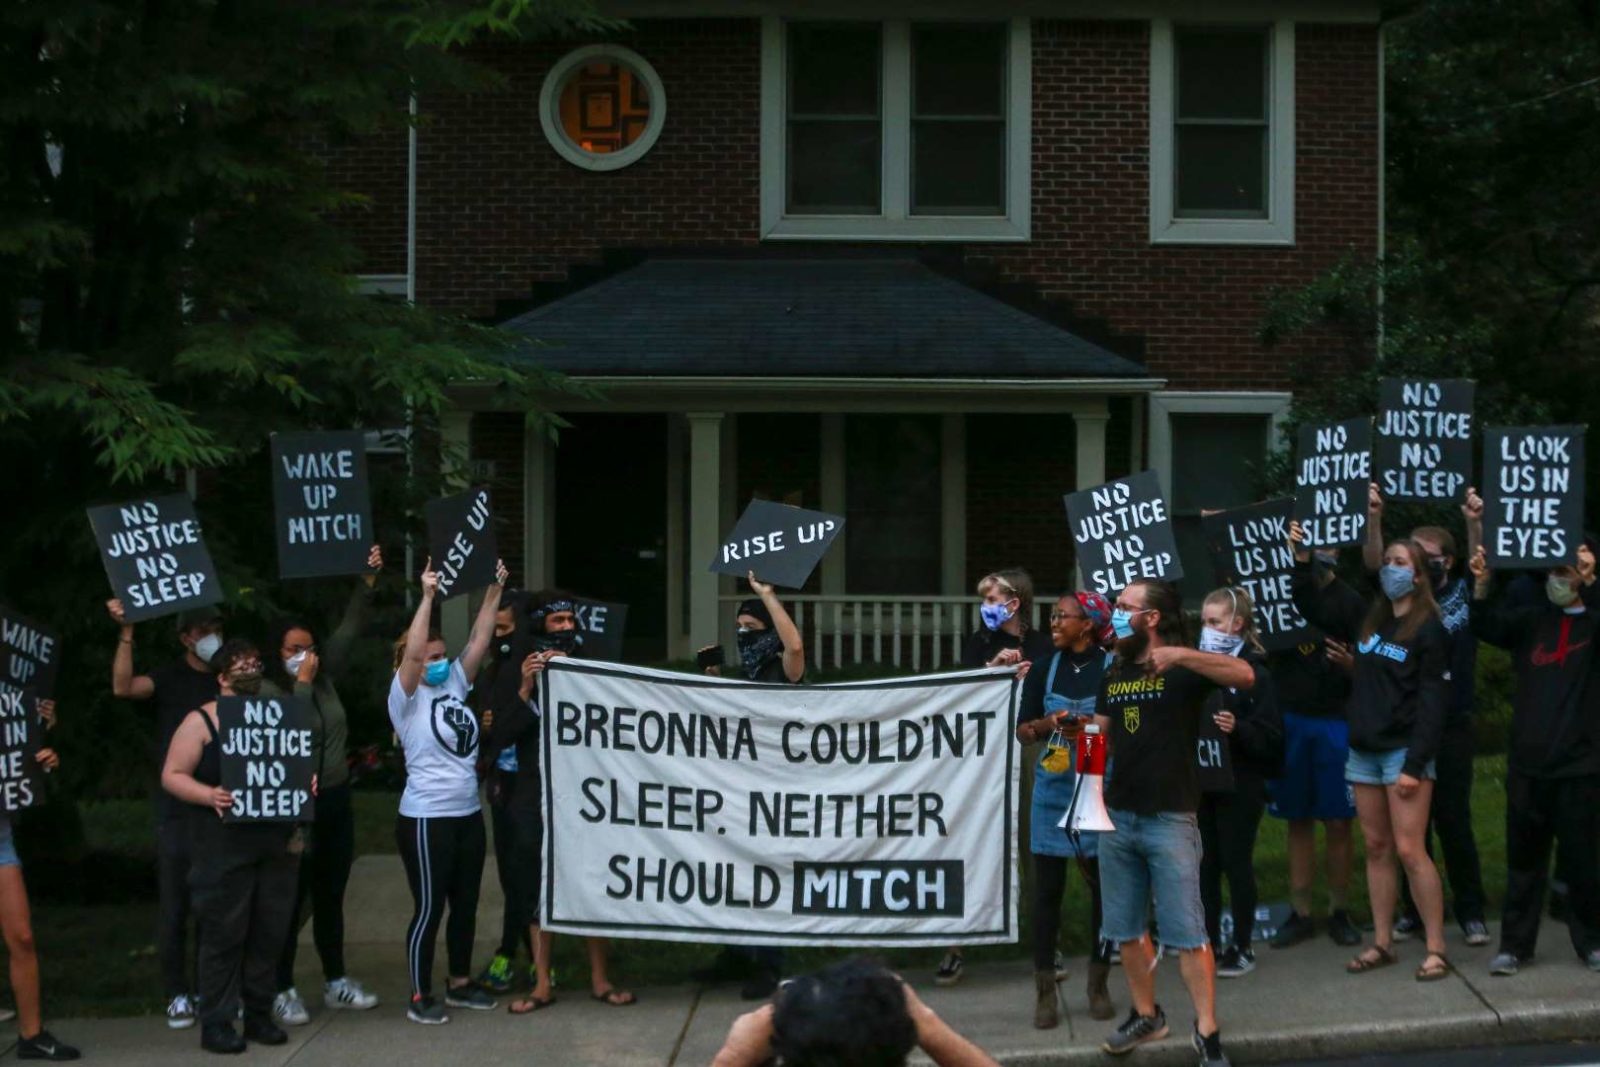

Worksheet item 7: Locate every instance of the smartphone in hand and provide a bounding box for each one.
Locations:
[697,645,726,670]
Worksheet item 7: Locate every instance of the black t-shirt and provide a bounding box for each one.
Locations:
[961,627,1054,670]
[1267,635,1351,719]
[1100,662,1217,815]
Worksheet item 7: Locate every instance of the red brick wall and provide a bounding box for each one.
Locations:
[316,125,409,277]
[469,413,527,585]
[965,414,1079,598]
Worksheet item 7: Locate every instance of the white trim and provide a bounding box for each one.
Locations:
[759,16,1031,242]
[1149,19,1295,246]
[539,45,667,172]
[1147,390,1291,498]
[355,274,409,296]
[604,2,1378,20]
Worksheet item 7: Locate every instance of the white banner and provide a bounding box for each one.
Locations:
[538,660,1020,947]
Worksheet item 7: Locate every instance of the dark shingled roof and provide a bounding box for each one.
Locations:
[498,258,1147,378]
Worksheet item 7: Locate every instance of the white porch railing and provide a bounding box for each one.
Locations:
[719,595,1048,673]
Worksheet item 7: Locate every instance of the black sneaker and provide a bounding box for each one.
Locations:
[1393,914,1422,942]
[1102,1005,1169,1055]
[1216,946,1256,978]
[17,1031,81,1062]
[1193,1024,1232,1067]
[1462,920,1491,946]
[1488,951,1521,976]
[199,1023,246,1055]
[1270,911,1315,949]
[444,984,497,1011]
[406,994,450,1026]
[1328,909,1362,947]
[242,1018,287,1046]
[933,951,965,987]
[741,967,779,1001]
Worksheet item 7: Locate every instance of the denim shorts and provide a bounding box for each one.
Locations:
[0,818,18,868]
[1098,808,1207,949]
[1345,747,1436,787]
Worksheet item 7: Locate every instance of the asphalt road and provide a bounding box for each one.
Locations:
[1288,1042,1600,1067]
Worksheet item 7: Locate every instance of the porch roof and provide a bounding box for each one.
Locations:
[497,258,1148,380]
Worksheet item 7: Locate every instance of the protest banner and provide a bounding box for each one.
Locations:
[574,598,629,662]
[539,660,1018,946]
[0,606,60,710]
[1201,499,1312,652]
[0,686,42,813]
[709,500,844,590]
[1374,379,1475,503]
[87,494,223,623]
[425,488,498,600]
[1063,470,1183,595]
[216,695,316,823]
[1293,417,1372,548]
[270,431,373,580]
[1482,425,1587,569]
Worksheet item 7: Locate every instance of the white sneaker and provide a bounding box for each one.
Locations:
[273,987,311,1026]
[165,993,196,1030]
[324,977,380,1011]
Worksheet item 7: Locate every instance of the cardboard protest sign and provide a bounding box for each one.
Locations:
[1196,700,1235,794]
[574,598,629,662]
[0,686,42,813]
[1482,426,1587,569]
[1293,417,1372,548]
[217,695,316,823]
[1375,379,1475,503]
[1063,471,1183,595]
[425,488,498,600]
[540,659,1017,946]
[270,431,373,580]
[1202,499,1312,652]
[87,494,223,623]
[709,500,844,590]
[0,606,60,706]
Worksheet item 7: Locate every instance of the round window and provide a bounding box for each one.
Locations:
[539,45,666,172]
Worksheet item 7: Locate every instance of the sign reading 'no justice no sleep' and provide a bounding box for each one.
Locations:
[87,495,223,623]
[1293,417,1372,549]
[1064,471,1183,595]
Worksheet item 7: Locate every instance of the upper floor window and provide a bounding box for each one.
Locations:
[1150,20,1295,245]
[761,17,1031,241]
[539,45,667,172]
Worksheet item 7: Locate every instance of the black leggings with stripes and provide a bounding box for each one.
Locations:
[396,812,487,998]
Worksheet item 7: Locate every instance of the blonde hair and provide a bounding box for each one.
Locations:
[977,569,1035,630]
[1202,585,1264,655]
[393,630,445,671]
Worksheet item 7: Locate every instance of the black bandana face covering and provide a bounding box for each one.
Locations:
[737,629,784,679]
[535,629,583,655]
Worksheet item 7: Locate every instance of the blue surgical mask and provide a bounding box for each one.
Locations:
[1111,609,1137,639]
[424,659,451,687]
[980,601,1015,631]
[1379,564,1415,601]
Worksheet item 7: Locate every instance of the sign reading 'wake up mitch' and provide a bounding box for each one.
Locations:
[87,495,223,623]
[270,431,373,580]
[539,660,1018,947]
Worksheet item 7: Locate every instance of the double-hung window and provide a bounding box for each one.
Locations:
[762,16,1031,240]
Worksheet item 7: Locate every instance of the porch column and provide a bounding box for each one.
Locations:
[1073,403,1110,590]
[665,416,686,659]
[522,419,554,591]
[440,409,472,650]
[819,414,846,595]
[940,414,967,595]
[687,412,724,653]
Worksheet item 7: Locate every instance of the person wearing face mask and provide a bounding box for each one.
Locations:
[1089,579,1254,1067]
[1015,591,1117,1029]
[388,555,509,1025]
[1364,485,1489,947]
[106,599,224,1031]
[1193,588,1283,980]
[1291,521,1452,982]
[1265,546,1364,951]
[162,640,302,1054]
[1469,539,1600,976]
[258,545,384,1026]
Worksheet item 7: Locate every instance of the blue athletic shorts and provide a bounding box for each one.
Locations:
[0,817,18,867]
[1268,712,1355,822]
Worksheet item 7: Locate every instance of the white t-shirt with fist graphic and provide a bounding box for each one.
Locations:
[388,660,481,818]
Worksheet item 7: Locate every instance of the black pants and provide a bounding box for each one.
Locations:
[491,773,543,958]
[189,818,299,1030]
[1032,853,1107,971]
[396,812,486,998]
[275,783,356,989]
[1501,771,1600,960]
[158,810,197,999]
[1403,720,1487,924]
[1199,775,1267,950]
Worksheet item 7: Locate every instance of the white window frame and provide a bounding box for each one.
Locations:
[1148,391,1292,500]
[539,45,668,173]
[760,15,1031,242]
[1149,19,1295,246]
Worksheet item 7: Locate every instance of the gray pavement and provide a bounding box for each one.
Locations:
[18,855,1600,1064]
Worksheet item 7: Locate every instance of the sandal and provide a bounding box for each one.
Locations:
[1346,944,1398,973]
[591,987,637,1007]
[509,994,557,1014]
[1415,952,1452,982]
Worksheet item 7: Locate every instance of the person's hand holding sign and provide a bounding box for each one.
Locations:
[988,648,1023,669]
[1287,519,1311,563]
[208,785,234,819]
[420,557,439,599]
[1213,710,1236,735]
[1579,544,1596,587]
[37,699,56,731]
[363,544,384,589]
[1325,637,1355,674]
[1468,545,1491,601]
[34,748,58,773]
[517,651,545,704]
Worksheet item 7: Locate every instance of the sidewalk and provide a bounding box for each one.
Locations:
[33,856,1600,1065]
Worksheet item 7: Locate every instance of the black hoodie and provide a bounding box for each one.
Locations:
[1470,579,1600,779]
[1202,651,1284,783]
[1292,560,1450,778]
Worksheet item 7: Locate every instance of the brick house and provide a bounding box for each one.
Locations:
[330,1,1381,663]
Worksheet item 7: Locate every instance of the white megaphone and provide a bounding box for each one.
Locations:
[1060,723,1115,834]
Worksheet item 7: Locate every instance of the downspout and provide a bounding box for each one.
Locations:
[1375,20,1387,362]
[405,92,419,605]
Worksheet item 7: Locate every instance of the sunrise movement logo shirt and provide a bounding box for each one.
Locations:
[1100,663,1218,815]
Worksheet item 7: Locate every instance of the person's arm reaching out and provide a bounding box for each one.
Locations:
[1148,645,1255,690]
[458,559,509,682]
[750,571,805,683]
[107,599,155,700]
[1361,482,1386,573]
[397,560,439,697]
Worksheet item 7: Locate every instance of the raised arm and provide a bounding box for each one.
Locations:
[323,544,382,674]
[161,709,231,817]
[1289,521,1364,642]
[458,559,509,682]
[750,571,805,683]
[107,599,155,700]
[1462,486,1485,562]
[1467,545,1543,651]
[397,559,439,697]
[1361,482,1386,573]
